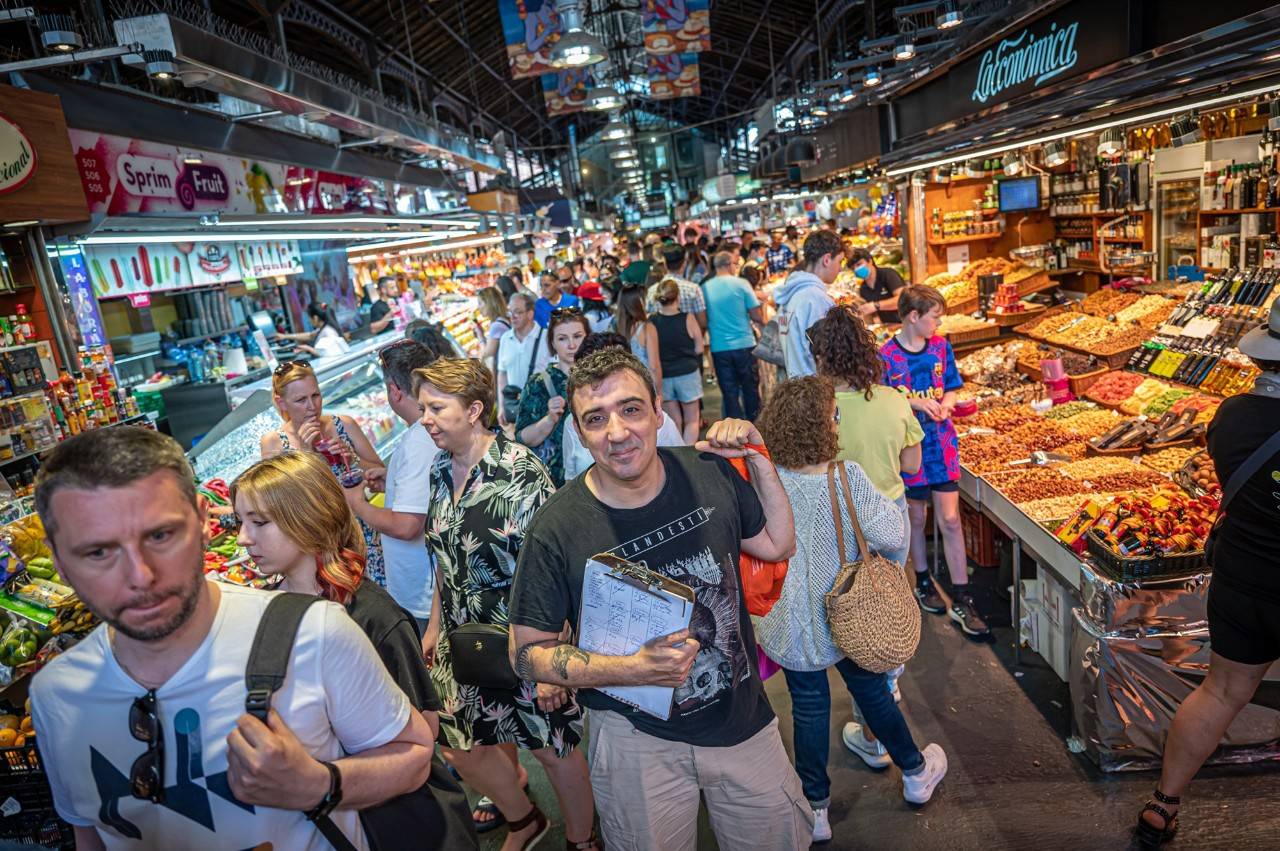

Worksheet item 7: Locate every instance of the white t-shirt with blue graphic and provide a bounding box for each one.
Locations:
[30,582,410,850]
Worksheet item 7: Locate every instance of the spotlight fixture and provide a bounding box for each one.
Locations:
[586,85,625,111]
[812,104,829,118]
[863,66,882,88]
[1002,153,1023,176]
[839,88,856,103]
[37,15,82,52]
[602,118,632,141]
[549,3,606,69]
[183,154,204,165]
[1043,141,1069,168]
[1097,127,1125,157]
[143,49,178,80]
[609,146,637,160]
[894,35,916,62]
[936,1,964,30]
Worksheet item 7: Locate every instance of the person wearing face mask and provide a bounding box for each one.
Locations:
[516,309,592,487]
[416,358,598,851]
[259,361,388,587]
[849,247,906,325]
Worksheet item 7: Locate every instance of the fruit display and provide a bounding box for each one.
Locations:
[1118,378,1172,415]
[204,533,277,589]
[1081,289,1142,317]
[985,468,1087,502]
[1141,388,1194,417]
[1085,370,1146,405]
[957,340,1037,381]
[1003,419,1079,450]
[1141,445,1199,474]
[1058,457,1146,481]
[0,699,36,748]
[1113,295,1176,328]
[1088,469,1173,492]
[1058,409,1123,438]
[1178,451,1221,497]
[1043,401,1096,420]
[1021,493,1121,523]
[939,314,997,336]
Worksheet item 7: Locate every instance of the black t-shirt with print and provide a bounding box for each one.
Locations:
[1206,393,1280,599]
[369,299,392,325]
[859,265,907,324]
[510,447,773,747]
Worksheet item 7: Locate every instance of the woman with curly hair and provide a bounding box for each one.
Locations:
[754,377,946,843]
[808,304,922,566]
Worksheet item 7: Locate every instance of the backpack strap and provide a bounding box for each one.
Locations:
[244,593,360,851]
[244,592,325,722]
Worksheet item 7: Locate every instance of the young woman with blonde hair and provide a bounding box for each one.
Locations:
[231,450,478,849]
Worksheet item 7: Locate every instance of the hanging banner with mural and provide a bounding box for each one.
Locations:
[67,129,411,217]
[643,0,710,55]
[647,53,701,99]
[498,0,564,80]
[541,68,594,116]
[81,239,301,298]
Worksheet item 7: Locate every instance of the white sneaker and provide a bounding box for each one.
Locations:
[902,743,948,805]
[811,806,832,843]
[841,721,891,769]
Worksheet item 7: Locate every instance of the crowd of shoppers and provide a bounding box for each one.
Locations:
[30,224,1085,851]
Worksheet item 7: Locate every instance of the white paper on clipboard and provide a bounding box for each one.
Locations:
[577,555,694,720]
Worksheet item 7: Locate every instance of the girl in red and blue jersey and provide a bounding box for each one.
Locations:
[879,285,989,638]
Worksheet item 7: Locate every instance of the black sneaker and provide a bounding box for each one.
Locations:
[949,593,990,637]
[915,577,946,615]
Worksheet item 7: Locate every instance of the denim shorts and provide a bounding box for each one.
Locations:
[904,480,959,501]
[662,371,703,403]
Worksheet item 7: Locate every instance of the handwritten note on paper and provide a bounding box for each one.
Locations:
[578,557,692,719]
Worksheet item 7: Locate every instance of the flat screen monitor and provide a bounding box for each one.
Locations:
[998,176,1041,213]
[250,311,277,340]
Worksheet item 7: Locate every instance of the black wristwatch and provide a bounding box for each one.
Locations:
[305,761,343,822]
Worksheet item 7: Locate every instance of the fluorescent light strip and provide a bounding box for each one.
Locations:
[343,231,488,253]
[78,230,462,245]
[209,215,481,229]
[348,234,504,258]
[885,81,1280,177]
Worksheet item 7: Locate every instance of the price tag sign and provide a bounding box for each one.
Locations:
[253,329,277,372]
[1181,317,1220,339]
[127,293,151,309]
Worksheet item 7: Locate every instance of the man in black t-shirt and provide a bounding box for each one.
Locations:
[849,247,906,324]
[509,348,810,850]
[369,277,396,334]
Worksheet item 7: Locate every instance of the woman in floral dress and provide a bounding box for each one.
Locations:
[418,357,598,851]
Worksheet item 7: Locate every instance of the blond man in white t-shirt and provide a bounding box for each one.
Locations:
[29,427,433,850]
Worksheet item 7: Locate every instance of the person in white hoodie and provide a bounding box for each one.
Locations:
[774,230,840,378]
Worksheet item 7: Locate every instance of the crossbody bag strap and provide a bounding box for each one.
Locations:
[526,328,543,387]
[835,462,871,560]
[1219,429,1280,514]
[827,463,848,563]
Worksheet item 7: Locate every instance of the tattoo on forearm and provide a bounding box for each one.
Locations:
[550,644,589,680]
[514,643,535,680]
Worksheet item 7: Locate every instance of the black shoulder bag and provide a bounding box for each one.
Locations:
[1204,429,1280,567]
[245,593,478,851]
[501,327,543,423]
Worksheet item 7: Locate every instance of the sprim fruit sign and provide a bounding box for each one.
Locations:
[0,112,37,195]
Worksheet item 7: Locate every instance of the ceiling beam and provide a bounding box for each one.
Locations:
[707,0,779,118]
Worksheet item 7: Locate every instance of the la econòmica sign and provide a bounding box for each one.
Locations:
[971,21,1080,105]
[0,112,37,195]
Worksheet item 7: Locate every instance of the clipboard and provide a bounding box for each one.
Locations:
[576,553,695,720]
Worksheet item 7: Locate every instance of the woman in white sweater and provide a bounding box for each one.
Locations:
[756,377,947,842]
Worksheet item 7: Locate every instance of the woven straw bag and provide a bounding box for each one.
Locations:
[823,462,921,673]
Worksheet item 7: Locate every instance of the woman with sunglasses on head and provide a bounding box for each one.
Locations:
[231,451,478,850]
[260,361,388,586]
[417,358,597,851]
[515,308,592,487]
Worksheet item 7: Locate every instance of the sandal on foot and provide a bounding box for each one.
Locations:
[508,804,550,850]
[566,829,601,850]
[472,796,506,834]
[1135,788,1180,848]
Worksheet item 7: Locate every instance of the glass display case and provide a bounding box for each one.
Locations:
[1156,177,1201,275]
[190,353,407,484]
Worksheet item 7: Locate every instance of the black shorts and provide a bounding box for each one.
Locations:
[904,480,959,502]
[1207,578,1280,665]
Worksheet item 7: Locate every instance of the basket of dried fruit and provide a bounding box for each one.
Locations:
[1175,450,1221,498]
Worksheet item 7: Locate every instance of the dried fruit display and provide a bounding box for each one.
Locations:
[1043,401,1097,420]
[1178,451,1221,496]
[1141,446,1199,474]
[993,473,1088,503]
[968,405,1039,432]
[1059,457,1145,481]
[1081,289,1141,316]
[1020,493,1120,522]
[957,341,1037,380]
[1086,371,1146,405]
[1141,389,1195,418]
[1004,420,1079,450]
[1088,469,1172,492]
[1113,295,1175,326]
[939,314,998,335]
[1059,409,1123,438]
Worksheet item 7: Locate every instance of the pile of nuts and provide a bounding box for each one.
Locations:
[1044,401,1097,420]
[1059,410,1123,438]
[1141,446,1199,474]
[1004,420,1079,450]
[1020,493,1115,522]
[1059,457,1143,481]
[1081,289,1141,316]
[969,405,1039,432]
[1088,469,1171,492]
[1182,452,1220,495]
[991,471,1087,503]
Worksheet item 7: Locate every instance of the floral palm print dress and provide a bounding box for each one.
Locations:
[426,431,583,755]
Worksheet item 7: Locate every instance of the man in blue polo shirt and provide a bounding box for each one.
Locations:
[533,271,580,328]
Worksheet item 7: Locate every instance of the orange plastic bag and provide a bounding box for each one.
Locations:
[730,449,788,617]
